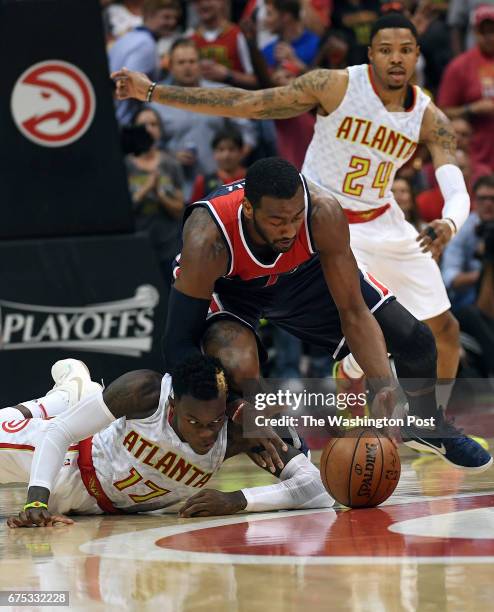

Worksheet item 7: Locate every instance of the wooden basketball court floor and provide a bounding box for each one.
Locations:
[1,446,494,612]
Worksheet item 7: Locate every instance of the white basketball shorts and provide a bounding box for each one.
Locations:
[348,205,450,321]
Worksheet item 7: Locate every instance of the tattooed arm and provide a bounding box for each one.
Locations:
[111,67,347,119]
[163,207,228,369]
[175,207,228,299]
[418,103,469,256]
[420,102,457,168]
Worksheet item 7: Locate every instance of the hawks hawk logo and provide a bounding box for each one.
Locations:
[10,60,96,147]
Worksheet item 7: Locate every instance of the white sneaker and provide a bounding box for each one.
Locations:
[48,359,102,408]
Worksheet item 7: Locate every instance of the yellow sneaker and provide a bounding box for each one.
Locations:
[332,360,369,420]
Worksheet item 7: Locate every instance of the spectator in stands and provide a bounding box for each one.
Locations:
[101,0,115,43]
[109,0,179,124]
[438,5,494,173]
[190,128,246,201]
[331,0,381,65]
[441,175,494,312]
[105,0,144,41]
[448,0,494,56]
[456,240,494,377]
[301,0,332,36]
[240,0,331,44]
[155,1,183,74]
[241,0,278,48]
[312,29,350,69]
[152,38,256,201]
[412,0,452,95]
[262,0,321,74]
[239,8,314,169]
[189,0,257,87]
[417,149,473,224]
[126,107,184,281]
[392,176,425,232]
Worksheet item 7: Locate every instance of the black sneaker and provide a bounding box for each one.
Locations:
[402,413,493,472]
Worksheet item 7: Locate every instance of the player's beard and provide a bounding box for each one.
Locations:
[252,213,288,254]
[387,83,405,91]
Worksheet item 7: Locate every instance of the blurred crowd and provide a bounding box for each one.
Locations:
[102,0,494,379]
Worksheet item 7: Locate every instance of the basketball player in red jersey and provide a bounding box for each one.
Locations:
[163,157,490,472]
[112,14,474,455]
[113,14,461,378]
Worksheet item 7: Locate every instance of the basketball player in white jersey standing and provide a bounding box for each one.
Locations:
[112,13,470,442]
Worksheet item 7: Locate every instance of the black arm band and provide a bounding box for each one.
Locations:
[163,287,211,370]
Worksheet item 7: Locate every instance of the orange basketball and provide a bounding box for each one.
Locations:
[319,427,401,508]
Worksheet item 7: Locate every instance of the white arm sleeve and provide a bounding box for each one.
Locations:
[241,453,335,512]
[436,164,470,232]
[29,390,115,491]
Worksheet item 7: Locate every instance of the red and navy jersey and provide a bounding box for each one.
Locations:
[191,24,245,72]
[179,177,317,285]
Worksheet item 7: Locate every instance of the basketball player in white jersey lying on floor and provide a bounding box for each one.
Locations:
[1,357,333,528]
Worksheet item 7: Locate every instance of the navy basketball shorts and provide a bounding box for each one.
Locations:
[204,256,395,361]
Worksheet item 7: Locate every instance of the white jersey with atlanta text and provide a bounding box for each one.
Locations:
[302,63,430,212]
[302,64,450,321]
[91,374,228,513]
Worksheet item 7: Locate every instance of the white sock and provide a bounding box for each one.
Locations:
[0,390,71,420]
[30,390,71,418]
[341,354,364,379]
[0,407,26,421]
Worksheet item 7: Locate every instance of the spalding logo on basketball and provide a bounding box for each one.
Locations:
[10,60,96,147]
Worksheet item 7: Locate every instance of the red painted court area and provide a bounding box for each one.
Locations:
[156,493,494,560]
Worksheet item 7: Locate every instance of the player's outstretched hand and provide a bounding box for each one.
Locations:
[370,385,400,445]
[417,220,454,260]
[111,67,152,102]
[231,400,288,472]
[179,489,247,518]
[7,508,74,529]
